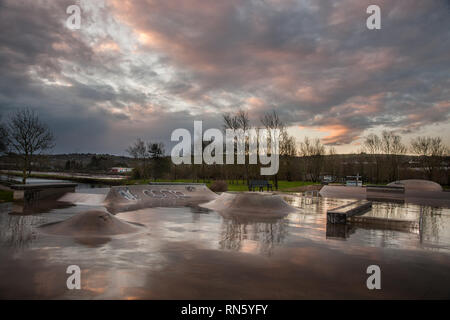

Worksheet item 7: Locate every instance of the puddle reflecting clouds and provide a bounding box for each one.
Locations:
[0,196,449,299]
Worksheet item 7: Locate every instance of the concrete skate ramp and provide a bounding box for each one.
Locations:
[39,210,141,236]
[320,185,366,200]
[58,192,107,206]
[387,179,443,192]
[104,183,218,214]
[200,192,297,219]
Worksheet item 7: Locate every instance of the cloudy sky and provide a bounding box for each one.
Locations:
[0,0,449,155]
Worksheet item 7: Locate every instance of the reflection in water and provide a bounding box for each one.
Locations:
[73,236,112,247]
[326,223,356,240]
[10,200,74,215]
[284,194,450,250]
[219,217,287,255]
[0,214,40,249]
[0,202,106,250]
[0,194,450,299]
[321,203,449,250]
[419,206,448,248]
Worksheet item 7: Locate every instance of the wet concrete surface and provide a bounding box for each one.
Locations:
[0,195,449,299]
[320,185,450,207]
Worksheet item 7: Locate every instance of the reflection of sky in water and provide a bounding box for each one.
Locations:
[0,195,449,299]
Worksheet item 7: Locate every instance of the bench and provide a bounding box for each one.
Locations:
[248,180,273,192]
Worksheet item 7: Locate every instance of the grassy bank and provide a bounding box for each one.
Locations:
[124,179,319,192]
[1,170,319,192]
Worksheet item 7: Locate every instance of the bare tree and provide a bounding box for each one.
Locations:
[222,113,240,131]
[328,146,337,155]
[260,110,286,189]
[410,136,449,180]
[7,108,54,183]
[148,142,168,181]
[236,110,250,131]
[362,131,406,182]
[325,146,338,179]
[223,109,251,184]
[362,133,382,183]
[363,133,382,154]
[381,131,406,181]
[261,110,283,131]
[299,136,325,182]
[126,138,147,160]
[126,138,149,178]
[280,130,296,156]
[279,129,297,181]
[381,131,407,155]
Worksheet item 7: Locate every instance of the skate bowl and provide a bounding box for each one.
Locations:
[387,179,443,192]
[199,192,298,220]
[39,210,142,237]
[104,183,218,214]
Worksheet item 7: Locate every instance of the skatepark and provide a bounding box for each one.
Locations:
[0,180,449,299]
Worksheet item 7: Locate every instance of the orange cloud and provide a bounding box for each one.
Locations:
[318,124,352,145]
[93,41,121,53]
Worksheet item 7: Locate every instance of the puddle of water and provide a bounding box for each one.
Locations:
[0,196,449,299]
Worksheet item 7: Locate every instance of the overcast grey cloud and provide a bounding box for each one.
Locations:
[0,0,449,154]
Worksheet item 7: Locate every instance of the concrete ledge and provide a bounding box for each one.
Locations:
[366,185,405,194]
[327,200,372,224]
[10,183,78,190]
[10,183,78,202]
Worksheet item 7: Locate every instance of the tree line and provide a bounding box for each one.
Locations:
[126,110,449,186]
[1,108,448,186]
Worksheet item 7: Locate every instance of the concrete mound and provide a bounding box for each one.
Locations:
[199,192,297,219]
[387,179,443,192]
[104,183,218,213]
[39,210,141,236]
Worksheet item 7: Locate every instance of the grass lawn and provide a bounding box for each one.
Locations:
[124,179,319,192]
[0,190,13,202]
[2,170,320,192]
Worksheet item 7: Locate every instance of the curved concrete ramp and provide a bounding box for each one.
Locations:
[200,192,297,220]
[104,184,218,213]
[39,210,141,236]
[320,185,366,200]
[387,179,443,192]
[58,192,107,206]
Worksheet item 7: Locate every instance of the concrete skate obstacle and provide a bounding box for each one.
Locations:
[327,200,372,224]
[104,183,218,213]
[199,192,298,220]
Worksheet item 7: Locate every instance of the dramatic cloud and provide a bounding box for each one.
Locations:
[0,0,449,153]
